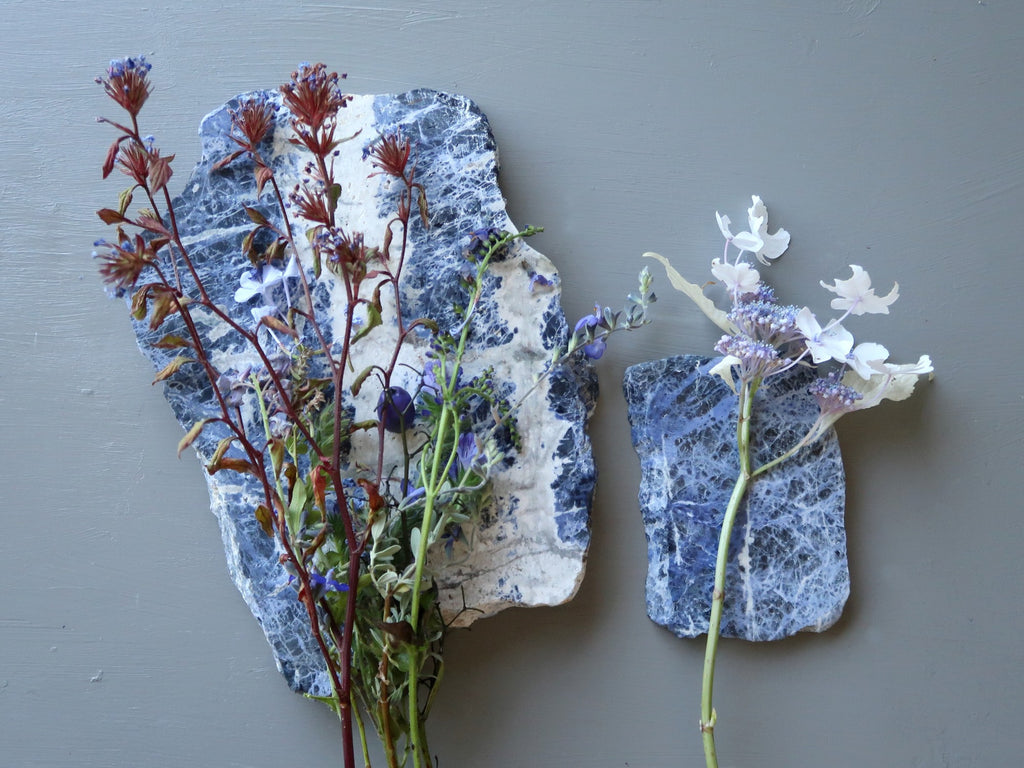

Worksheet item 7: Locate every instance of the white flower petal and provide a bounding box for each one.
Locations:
[711,259,760,294]
[748,195,767,224]
[822,265,899,315]
[716,212,733,239]
[869,354,933,376]
[756,227,790,264]
[847,342,889,380]
[730,231,764,253]
[250,305,276,324]
[282,255,301,279]
[234,272,262,303]
[260,265,284,290]
[843,370,920,410]
[796,307,854,364]
[745,196,790,264]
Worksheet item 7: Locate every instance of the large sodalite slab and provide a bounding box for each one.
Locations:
[124,89,596,694]
[623,355,848,641]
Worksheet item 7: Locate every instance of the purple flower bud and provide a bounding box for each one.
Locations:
[376,386,415,433]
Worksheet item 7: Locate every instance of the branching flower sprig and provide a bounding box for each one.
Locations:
[94,57,652,768]
[646,195,932,768]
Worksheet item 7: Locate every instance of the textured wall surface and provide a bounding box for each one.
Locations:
[2,2,1020,766]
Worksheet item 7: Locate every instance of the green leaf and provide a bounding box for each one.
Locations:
[118,188,133,215]
[177,418,213,457]
[243,205,270,227]
[153,355,194,384]
[417,192,429,228]
[130,284,153,320]
[350,365,375,397]
[260,313,298,338]
[205,435,236,470]
[287,477,308,534]
[152,334,193,350]
[303,692,341,715]
[241,229,256,260]
[254,504,274,538]
[352,302,381,343]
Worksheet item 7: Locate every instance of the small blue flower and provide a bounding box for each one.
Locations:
[456,431,486,475]
[376,386,415,433]
[528,272,554,292]
[573,306,609,360]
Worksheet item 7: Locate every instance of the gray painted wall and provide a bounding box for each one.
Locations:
[2,1,1019,766]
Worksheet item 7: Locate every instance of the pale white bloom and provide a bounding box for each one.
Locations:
[795,307,854,364]
[250,305,276,324]
[821,265,899,315]
[715,211,763,253]
[842,369,921,410]
[715,196,791,265]
[846,342,889,380]
[235,266,281,303]
[711,258,760,295]
[868,354,933,376]
[235,256,302,307]
[746,196,791,265]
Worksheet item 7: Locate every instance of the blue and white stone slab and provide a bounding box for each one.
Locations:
[122,89,597,693]
[623,354,848,641]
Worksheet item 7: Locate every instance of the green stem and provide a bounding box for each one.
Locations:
[700,382,755,768]
[352,691,373,768]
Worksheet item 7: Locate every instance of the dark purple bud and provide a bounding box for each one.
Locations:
[376,386,415,433]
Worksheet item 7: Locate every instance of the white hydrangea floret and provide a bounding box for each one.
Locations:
[711,258,760,295]
[821,265,899,315]
[715,211,763,254]
[795,307,854,364]
[746,195,791,265]
[841,355,933,411]
[846,342,889,380]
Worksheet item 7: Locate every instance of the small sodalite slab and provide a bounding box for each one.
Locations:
[122,89,596,695]
[623,355,848,641]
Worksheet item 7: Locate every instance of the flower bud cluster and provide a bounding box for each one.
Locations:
[96,56,152,117]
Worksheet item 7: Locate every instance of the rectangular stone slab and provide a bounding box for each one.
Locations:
[623,354,849,641]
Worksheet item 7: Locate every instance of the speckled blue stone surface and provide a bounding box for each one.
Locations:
[123,89,597,694]
[623,355,849,641]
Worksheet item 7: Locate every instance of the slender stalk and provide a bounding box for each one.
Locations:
[700,381,755,768]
